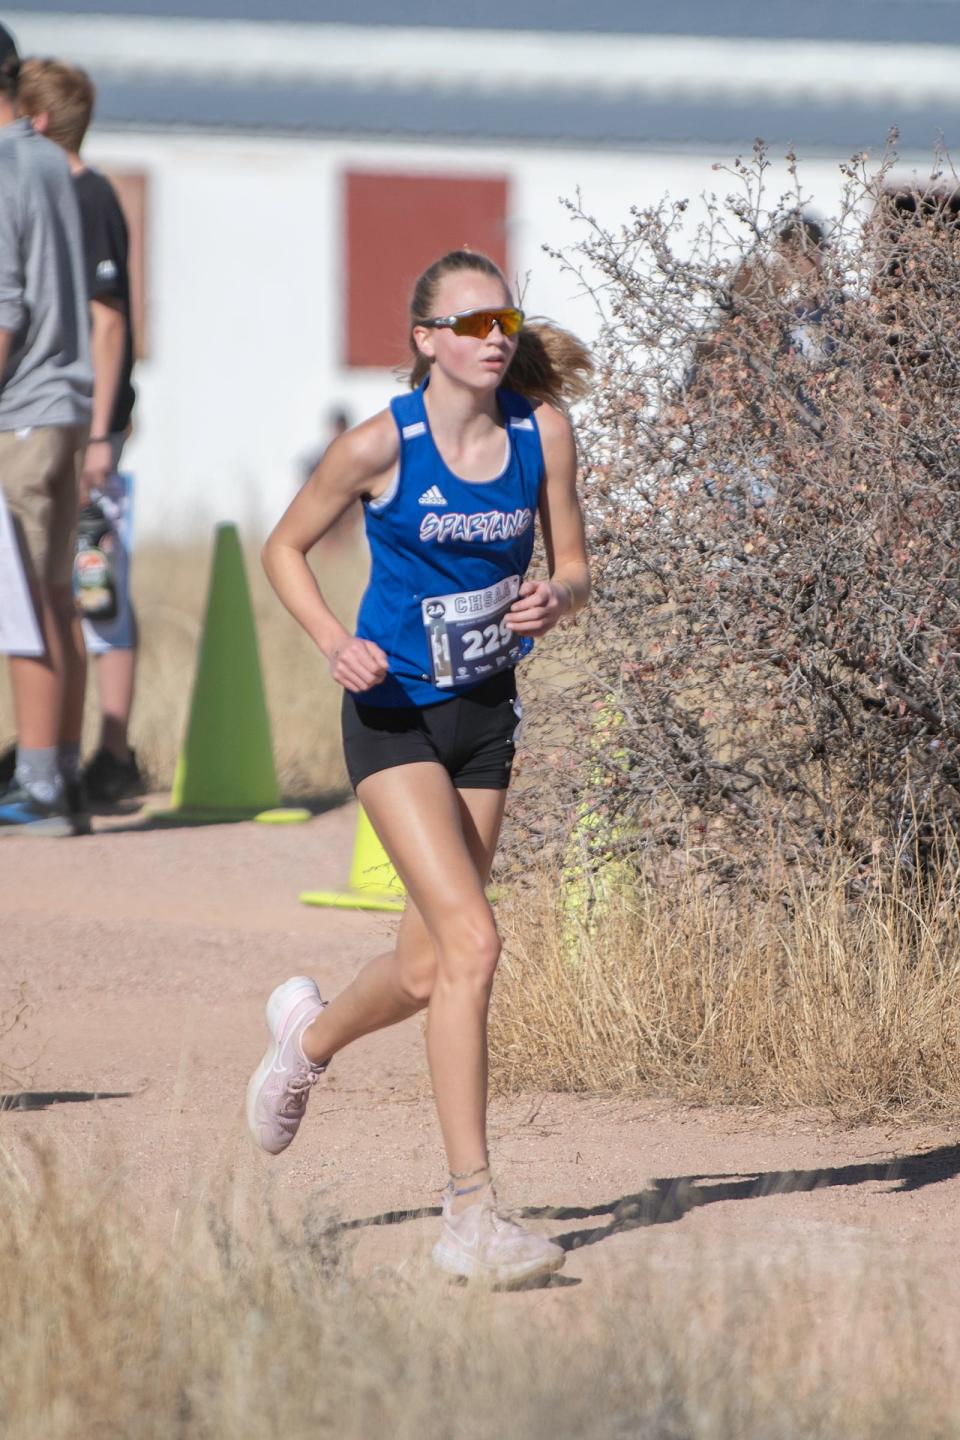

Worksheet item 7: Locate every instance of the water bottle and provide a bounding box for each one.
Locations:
[73,499,118,621]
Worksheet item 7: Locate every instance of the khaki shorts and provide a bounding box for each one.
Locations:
[0,424,86,587]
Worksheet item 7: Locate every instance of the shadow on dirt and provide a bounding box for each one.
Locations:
[341,1203,442,1229]
[91,790,351,835]
[340,1143,960,1255]
[0,1089,133,1112]
[531,1142,960,1252]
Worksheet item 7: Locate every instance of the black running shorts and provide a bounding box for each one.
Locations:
[341,670,521,792]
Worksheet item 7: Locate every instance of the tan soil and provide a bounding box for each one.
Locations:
[3,798,960,1302]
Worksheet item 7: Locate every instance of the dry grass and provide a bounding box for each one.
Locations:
[7,539,960,1127]
[0,536,369,797]
[1,1148,958,1439]
[490,853,960,1121]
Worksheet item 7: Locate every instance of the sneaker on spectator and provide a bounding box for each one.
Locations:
[82,746,144,804]
[0,749,91,833]
[432,1186,565,1288]
[246,976,328,1155]
[0,780,75,838]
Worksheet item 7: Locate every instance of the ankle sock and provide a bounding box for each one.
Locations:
[15,746,64,806]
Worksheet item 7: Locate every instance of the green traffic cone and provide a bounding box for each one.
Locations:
[150,523,282,824]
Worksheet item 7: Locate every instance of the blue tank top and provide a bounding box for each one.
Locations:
[353,382,544,708]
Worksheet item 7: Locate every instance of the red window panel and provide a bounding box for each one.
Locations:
[345,171,509,370]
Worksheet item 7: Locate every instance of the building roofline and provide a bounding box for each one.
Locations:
[17,0,960,45]
[86,77,958,155]
[11,13,959,112]
[12,10,959,153]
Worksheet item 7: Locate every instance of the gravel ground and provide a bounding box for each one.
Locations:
[3,798,960,1303]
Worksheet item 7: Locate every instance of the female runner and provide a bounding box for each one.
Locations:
[247,249,592,1287]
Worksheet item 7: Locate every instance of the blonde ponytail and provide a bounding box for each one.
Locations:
[502,320,593,409]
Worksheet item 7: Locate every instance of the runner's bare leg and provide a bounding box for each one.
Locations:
[303,763,504,1188]
[302,774,505,1061]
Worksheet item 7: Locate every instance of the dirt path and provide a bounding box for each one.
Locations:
[3,799,960,1300]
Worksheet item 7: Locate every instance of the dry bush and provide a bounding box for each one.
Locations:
[0,535,369,798]
[0,985,30,1096]
[1,1150,958,1439]
[490,851,960,1120]
[519,140,960,881]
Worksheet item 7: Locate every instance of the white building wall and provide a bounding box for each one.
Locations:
[82,128,904,539]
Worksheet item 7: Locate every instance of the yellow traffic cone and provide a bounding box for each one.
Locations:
[560,699,630,952]
[300,806,405,913]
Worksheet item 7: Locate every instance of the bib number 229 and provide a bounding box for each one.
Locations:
[421,574,523,688]
[462,616,512,661]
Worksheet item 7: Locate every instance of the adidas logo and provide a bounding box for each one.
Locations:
[418,485,447,506]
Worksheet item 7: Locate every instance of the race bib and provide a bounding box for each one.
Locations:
[421,574,524,688]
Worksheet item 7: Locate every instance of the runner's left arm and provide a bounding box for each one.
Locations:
[505,403,590,637]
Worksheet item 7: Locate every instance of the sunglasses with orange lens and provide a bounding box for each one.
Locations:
[422,307,525,339]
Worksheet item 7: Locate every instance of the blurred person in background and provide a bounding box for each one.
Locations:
[690,210,834,512]
[0,24,92,837]
[15,58,143,804]
[772,213,835,367]
[299,406,351,486]
[299,406,363,554]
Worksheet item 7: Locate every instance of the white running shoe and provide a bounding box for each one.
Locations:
[432,1186,565,1288]
[246,976,328,1155]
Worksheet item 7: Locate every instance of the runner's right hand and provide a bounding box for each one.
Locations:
[328,637,389,692]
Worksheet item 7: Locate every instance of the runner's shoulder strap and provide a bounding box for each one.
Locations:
[388,386,429,446]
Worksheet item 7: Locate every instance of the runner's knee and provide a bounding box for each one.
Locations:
[435,912,502,990]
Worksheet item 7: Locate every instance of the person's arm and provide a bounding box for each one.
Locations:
[81,295,126,498]
[263,410,396,692]
[0,170,24,397]
[505,403,590,637]
[0,328,13,388]
[75,176,132,497]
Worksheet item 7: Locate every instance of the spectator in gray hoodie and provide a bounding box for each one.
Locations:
[0,23,93,836]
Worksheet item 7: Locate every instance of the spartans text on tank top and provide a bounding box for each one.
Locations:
[354,382,544,708]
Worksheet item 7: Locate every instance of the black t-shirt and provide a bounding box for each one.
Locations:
[74,167,136,435]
